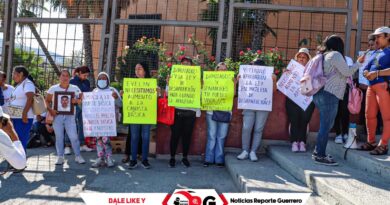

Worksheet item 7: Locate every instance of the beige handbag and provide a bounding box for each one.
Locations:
[7,105,24,118]
[32,92,47,115]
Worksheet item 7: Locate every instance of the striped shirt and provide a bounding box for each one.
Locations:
[323,51,361,100]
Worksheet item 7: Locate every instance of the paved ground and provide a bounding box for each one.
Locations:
[0,147,238,205]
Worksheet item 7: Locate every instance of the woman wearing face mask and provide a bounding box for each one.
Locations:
[69,66,92,152]
[285,48,315,152]
[128,62,153,169]
[91,72,122,168]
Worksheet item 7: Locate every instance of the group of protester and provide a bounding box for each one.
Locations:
[0,26,389,173]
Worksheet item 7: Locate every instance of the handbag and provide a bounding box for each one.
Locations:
[7,105,24,118]
[347,77,363,114]
[157,92,175,125]
[32,91,47,115]
[212,111,232,123]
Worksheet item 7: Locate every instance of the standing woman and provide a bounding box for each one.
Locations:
[361,26,390,155]
[91,72,122,168]
[46,69,85,165]
[286,48,315,152]
[70,66,93,152]
[312,35,364,166]
[10,66,35,150]
[204,62,237,167]
[128,62,153,169]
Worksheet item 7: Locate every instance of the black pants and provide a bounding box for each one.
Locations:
[125,126,142,156]
[286,98,315,143]
[170,109,196,158]
[333,88,350,136]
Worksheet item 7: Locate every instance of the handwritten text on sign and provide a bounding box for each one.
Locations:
[202,71,235,111]
[168,65,201,108]
[123,78,157,124]
[82,92,117,137]
[277,60,313,111]
[238,65,274,111]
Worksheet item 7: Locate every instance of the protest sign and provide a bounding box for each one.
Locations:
[201,71,235,111]
[168,65,201,108]
[82,92,117,137]
[123,78,157,124]
[238,65,274,111]
[277,60,313,111]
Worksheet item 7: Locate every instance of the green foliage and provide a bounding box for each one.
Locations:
[12,47,53,90]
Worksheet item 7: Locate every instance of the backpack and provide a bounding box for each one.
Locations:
[300,54,327,96]
[347,78,363,114]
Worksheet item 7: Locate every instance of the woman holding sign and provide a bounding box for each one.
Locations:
[128,63,153,169]
[285,48,315,152]
[91,72,122,168]
[237,59,277,162]
[204,62,237,167]
[45,69,86,165]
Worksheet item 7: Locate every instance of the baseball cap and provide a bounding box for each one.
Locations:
[370,26,390,36]
[0,107,10,119]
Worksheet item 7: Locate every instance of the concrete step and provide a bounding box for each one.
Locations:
[224,153,328,205]
[267,146,390,205]
[326,140,390,182]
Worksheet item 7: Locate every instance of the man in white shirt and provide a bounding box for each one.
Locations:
[0,107,26,173]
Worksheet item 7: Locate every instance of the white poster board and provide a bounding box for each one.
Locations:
[238,65,274,111]
[358,51,374,86]
[277,60,313,111]
[82,92,117,137]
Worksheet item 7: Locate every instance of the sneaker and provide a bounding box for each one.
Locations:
[181,158,190,167]
[169,158,176,168]
[237,150,249,160]
[91,158,104,168]
[203,162,212,167]
[128,160,138,169]
[106,157,114,168]
[291,142,299,152]
[335,135,343,144]
[312,151,333,160]
[75,156,86,164]
[55,156,64,165]
[314,155,338,166]
[216,163,225,168]
[64,147,72,155]
[249,151,258,162]
[141,160,151,169]
[80,145,93,152]
[299,141,306,152]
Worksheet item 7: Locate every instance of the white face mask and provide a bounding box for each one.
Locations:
[97,79,108,89]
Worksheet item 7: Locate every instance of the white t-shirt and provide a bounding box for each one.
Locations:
[2,85,15,114]
[47,84,81,115]
[0,130,26,170]
[10,79,35,119]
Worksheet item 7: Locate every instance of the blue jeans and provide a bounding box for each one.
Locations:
[241,110,269,152]
[12,118,33,150]
[130,124,151,161]
[64,105,84,145]
[205,113,230,164]
[313,89,339,157]
[53,115,81,157]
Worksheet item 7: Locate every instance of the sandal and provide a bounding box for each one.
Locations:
[369,145,388,155]
[358,142,377,151]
